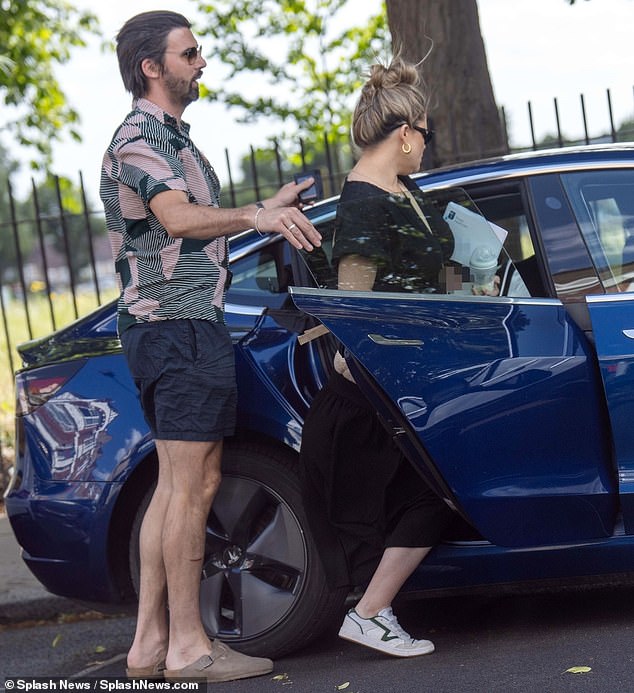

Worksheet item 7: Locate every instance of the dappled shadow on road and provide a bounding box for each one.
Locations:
[5,586,634,692]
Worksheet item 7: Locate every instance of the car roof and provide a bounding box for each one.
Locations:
[412,142,634,189]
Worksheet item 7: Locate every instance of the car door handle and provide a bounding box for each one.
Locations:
[368,333,424,346]
[623,329,634,339]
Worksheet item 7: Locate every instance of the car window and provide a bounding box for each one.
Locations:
[299,185,542,298]
[227,240,291,309]
[300,216,338,289]
[561,169,634,294]
[463,182,545,297]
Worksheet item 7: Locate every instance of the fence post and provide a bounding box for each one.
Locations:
[607,89,616,142]
[79,171,102,306]
[499,107,511,155]
[273,139,283,188]
[527,101,537,150]
[323,132,335,198]
[580,93,590,145]
[224,148,237,207]
[299,138,307,169]
[53,176,79,319]
[249,145,261,201]
[7,180,33,340]
[30,179,57,331]
[553,98,563,148]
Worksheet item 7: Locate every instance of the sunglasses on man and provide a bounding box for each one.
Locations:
[165,45,203,64]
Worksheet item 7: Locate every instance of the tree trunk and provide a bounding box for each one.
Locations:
[386,0,508,168]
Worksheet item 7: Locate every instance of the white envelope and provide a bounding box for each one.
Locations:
[443,201,508,266]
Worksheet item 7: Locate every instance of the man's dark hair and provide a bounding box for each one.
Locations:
[116,11,191,98]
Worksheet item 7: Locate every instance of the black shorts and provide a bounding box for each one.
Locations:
[120,319,237,441]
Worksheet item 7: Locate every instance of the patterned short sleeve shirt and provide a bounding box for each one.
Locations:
[100,98,229,334]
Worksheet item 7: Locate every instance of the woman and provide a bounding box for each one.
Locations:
[299,57,457,658]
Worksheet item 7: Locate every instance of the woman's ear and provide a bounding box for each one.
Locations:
[399,123,413,149]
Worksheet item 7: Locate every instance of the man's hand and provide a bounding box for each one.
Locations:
[257,206,321,251]
[267,178,314,209]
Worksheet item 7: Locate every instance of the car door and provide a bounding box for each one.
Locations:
[291,181,618,548]
[559,168,634,533]
[229,230,336,446]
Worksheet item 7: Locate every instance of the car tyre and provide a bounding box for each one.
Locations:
[129,441,348,658]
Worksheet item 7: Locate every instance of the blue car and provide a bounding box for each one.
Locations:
[6,143,634,658]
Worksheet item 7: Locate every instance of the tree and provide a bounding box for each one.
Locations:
[0,1,98,164]
[385,0,507,168]
[195,0,387,151]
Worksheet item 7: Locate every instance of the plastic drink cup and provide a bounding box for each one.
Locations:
[469,246,497,292]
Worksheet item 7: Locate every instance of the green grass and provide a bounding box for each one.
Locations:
[0,289,119,492]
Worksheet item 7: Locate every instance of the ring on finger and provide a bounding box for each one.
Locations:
[287,223,297,231]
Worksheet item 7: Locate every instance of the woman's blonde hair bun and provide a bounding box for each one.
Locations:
[352,56,428,149]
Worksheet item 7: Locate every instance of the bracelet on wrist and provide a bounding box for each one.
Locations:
[254,206,265,236]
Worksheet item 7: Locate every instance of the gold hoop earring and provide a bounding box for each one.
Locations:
[402,142,412,154]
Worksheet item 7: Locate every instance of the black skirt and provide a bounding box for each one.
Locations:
[299,371,455,588]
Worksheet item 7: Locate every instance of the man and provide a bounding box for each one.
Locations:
[100,10,321,684]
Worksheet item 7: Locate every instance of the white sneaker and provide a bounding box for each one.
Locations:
[338,607,435,657]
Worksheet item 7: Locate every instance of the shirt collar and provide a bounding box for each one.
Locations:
[133,97,191,136]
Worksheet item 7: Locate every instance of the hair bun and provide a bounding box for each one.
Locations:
[352,55,428,149]
[367,57,420,91]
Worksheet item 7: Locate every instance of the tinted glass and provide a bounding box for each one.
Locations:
[227,241,290,308]
[562,169,634,294]
[299,187,522,297]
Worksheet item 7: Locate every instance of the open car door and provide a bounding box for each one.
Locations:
[291,188,618,548]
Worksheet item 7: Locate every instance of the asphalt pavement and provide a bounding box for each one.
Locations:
[5,510,634,691]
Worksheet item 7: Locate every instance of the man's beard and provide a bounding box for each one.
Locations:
[164,71,199,107]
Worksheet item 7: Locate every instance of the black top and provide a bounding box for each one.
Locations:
[332,175,454,293]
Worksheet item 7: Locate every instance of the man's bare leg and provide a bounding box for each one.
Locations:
[126,438,222,671]
[160,439,222,669]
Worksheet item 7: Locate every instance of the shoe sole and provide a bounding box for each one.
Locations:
[338,630,435,658]
[164,664,273,683]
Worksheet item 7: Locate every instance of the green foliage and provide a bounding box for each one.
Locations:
[195,0,387,150]
[0,1,99,164]
[617,117,634,141]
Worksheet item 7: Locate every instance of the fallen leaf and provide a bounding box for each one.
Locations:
[565,666,592,674]
[95,645,106,653]
[336,684,350,691]
[52,634,62,648]
[272,673,289,681]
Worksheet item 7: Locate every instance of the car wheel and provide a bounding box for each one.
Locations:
[130,442,348,658]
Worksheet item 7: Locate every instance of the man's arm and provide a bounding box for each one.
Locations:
[149,178,321,251]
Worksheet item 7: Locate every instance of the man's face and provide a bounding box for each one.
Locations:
[161,27,206,108]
